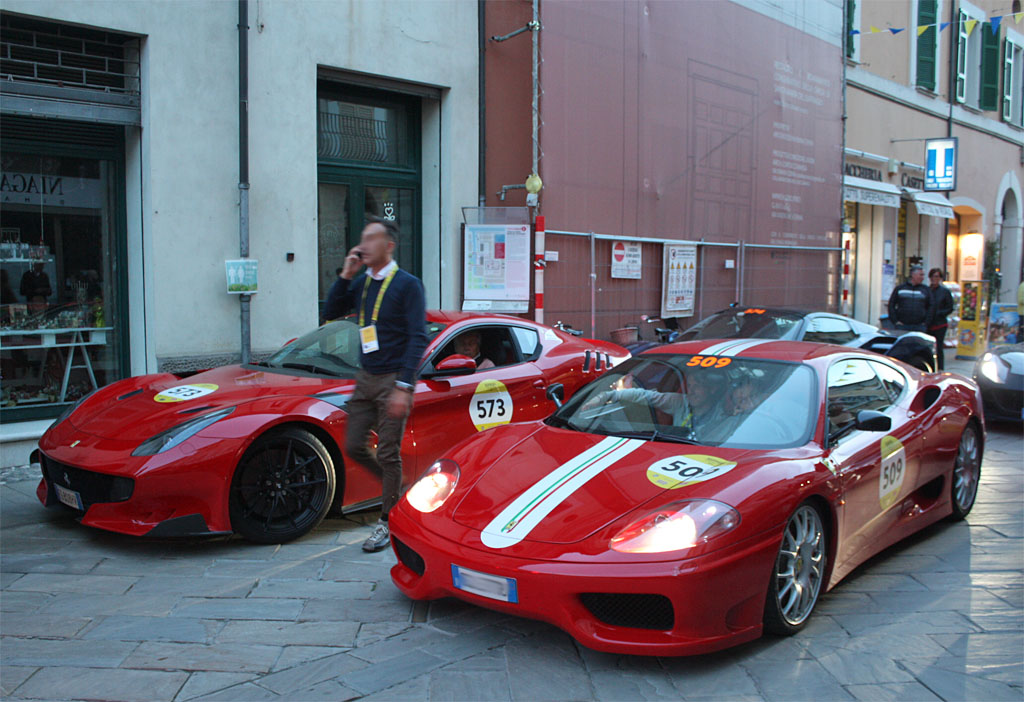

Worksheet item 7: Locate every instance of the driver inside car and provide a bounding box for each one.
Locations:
[447,330,495,370]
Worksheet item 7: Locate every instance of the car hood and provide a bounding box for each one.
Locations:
[451,426,760,547]
[68,365,354,441]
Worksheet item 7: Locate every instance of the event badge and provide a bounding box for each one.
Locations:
[360,325,380,353]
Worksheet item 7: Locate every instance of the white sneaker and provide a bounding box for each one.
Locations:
[362,519,390,552]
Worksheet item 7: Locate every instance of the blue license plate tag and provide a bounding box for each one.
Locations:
[451,564,518,603]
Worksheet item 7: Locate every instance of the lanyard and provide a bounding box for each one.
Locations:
[359,267,398,327]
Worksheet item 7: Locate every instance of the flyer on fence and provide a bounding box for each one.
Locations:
[463,224,530,311]
[661,244,696,318]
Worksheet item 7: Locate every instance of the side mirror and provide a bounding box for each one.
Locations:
[854,410,891,432]
[431,355,478,377]
[546,383,565,407]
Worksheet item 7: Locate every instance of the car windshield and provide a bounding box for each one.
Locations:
[677,308,803,341]
[260,319,448,377]
[548,354,817,449]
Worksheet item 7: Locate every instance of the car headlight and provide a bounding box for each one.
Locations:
[406,459,460,513]
[610,499,740,554]
[978,353,1009,384]
[50,390,97,430]
[132,407,235,456]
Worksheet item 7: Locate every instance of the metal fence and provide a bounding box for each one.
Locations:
[542,230,840,340]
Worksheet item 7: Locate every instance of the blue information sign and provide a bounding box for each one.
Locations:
[924,138,957,191]
[225,259,258,294]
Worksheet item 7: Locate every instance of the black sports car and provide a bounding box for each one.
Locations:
[973,343,1024,422]
[676,306,937,371]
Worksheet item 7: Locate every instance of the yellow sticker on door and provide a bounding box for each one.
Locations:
[471,379,513,431]
[646,454,738,489]
[879,435,906,509]
[154,383,219,403]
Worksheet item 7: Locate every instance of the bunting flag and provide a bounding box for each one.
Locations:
[1016,12,1023,24]
[853,13,1010,36]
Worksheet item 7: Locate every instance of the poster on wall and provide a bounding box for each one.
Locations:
[661,244,697,319]
[989,303,1020,346]
[463,224,530,313]
[611,241,642,279]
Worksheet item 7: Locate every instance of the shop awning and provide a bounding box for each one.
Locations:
[843,175,901,208]
[902,189,955,219]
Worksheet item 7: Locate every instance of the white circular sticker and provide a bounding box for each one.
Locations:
[646,454,738,489]
[154,383,219,403]
[879,435,906,509]
[471,379,514,431]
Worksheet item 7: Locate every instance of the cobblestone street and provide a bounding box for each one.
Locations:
[2,369,1021,701]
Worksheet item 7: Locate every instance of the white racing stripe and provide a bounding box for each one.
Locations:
[480,436,646,549]
[716,339,777,357]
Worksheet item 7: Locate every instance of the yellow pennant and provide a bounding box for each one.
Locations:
[917,24,930,36]
[965,18,978,35]
[1016,12,1023,24]
[869,25,883,34]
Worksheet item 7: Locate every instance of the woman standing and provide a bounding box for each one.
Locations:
[927,268,954,370]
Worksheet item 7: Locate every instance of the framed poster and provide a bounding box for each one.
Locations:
[661,244,697,318]
[463,224,530,312]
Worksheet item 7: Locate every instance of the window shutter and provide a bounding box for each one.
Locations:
[956,11,968,103]
[846,0,856,59]
[979,22,1000,111]
[916,0,937,91]
[1004,39,1015,121]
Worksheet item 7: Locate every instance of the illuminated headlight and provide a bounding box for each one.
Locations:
[406,459,460,513]
[610,499,740,554]
[978,354,1009,384]
[132,407,235,456]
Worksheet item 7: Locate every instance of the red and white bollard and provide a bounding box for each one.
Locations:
[534,215,545,324]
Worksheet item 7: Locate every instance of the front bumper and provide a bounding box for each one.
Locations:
[974,374,1024,422]
[388,506,781,656]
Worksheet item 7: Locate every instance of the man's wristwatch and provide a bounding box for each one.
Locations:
[395,381,415,394]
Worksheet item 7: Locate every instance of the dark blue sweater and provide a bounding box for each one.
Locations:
[323,268,427,385]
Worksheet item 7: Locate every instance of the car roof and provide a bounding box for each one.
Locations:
[645,338,854,362]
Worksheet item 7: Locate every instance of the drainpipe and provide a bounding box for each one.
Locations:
[478,0,486,207]
[238,0,251,364]
[944,0,957,278]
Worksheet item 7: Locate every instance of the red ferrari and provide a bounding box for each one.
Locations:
[389,339,985,655]
[33,312,628,543]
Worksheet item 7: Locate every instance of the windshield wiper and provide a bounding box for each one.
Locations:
[279,362,339,377]
[546,415,584,432]
[614,429,703,445]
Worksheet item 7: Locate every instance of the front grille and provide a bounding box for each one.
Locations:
[40,453,134,509]
[580,593,675,631]
[392,536,425,576]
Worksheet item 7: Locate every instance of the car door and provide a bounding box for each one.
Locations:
[824,358,921,577]
[407,324,548,475]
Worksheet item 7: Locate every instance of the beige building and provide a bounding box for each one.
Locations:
[843,0,1023,327]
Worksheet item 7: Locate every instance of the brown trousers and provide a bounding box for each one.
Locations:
[345,371,409,519]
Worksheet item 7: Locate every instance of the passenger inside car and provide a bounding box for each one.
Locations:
[441,329,497,370]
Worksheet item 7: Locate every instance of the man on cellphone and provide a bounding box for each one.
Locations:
[323,217,427,552]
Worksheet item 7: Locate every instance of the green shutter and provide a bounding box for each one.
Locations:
[979,22,1000,111]
[1005,39,1016,121]
[916,0,937,91]
[846,0,856,59]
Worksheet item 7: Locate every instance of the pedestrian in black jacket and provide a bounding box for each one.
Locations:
[323,216,427,552]
[927,268,954,370]
[887,265,931,332]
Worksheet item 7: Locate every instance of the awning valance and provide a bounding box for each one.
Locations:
[843,175,901,208]
[902,189,955,219]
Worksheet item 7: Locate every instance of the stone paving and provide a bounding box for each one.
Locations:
[1,367,1021,701]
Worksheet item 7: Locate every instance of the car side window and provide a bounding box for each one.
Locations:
[428,326,521,373]
[826,359,891,436]
[511,327,541,361]
[869,361,906,403]
[804,317,857,345]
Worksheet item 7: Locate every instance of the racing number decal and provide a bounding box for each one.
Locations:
[686,355,732,369]
[471,380,514,431]
[646,454,738,489]
[154,384,219,403]
[879,435,906,509]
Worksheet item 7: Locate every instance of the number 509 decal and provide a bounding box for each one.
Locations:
[879,435,906,509]
[686,355,732,369]
[470,379,514,432]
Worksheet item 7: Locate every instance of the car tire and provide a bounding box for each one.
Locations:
[910,355,934,372]
[948,423,982,521]
[763,503,827,636]
[229,427,336,544]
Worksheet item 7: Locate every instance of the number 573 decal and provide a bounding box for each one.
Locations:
[686,355,733,369]
[470,379,514,432]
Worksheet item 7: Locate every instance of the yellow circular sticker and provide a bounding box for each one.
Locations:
[154,383,219,403]
[879,435,905,510]
[470,379,514,431]
[646,454,738,489]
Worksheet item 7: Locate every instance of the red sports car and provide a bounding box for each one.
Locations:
[33,312,628,543]
[389,339,985,655]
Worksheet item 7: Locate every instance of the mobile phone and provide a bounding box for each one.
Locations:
[354,250,363,261]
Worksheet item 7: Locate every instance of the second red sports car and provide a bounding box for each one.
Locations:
[33,312,629,542]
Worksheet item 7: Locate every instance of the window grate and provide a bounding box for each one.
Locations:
[0,13,139,96]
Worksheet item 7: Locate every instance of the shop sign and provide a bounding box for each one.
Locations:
[0,172,105,209]
[924,138,957,191]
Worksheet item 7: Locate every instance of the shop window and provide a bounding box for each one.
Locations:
[1,146,125,418]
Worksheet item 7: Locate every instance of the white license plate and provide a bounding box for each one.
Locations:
[451,564,518,603]
[54,484,84,510]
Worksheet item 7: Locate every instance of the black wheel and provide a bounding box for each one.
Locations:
[763,503,827,636]
[229,427,335,543]
[949,423,982,521]
[910,355,934,372]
